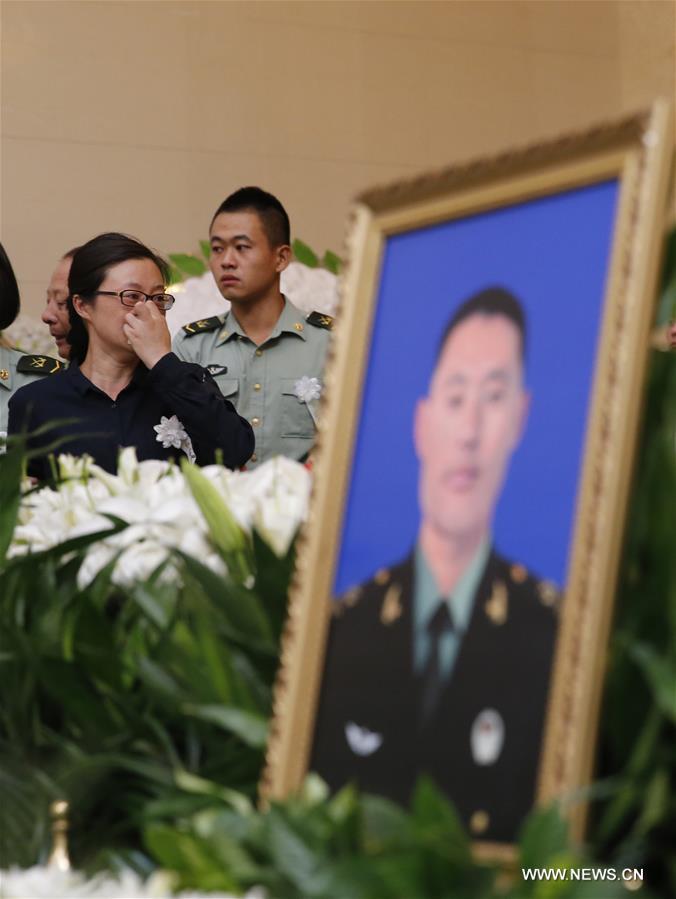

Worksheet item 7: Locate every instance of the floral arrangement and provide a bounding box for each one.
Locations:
[0,866,260,898]
[8,448,310,588]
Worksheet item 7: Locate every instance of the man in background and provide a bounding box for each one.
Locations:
[173,187,332,467]
[311,287,559,846]
[41,247,79,360]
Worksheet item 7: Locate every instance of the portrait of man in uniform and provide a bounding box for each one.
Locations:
[311,286,560,845]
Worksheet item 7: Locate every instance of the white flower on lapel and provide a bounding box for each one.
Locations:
[153,414,196,463]
[470,708,505,766]
[293,375,321,403]
[345,721,383,757]
[293,375,321,427]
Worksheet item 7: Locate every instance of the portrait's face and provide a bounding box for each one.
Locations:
[414,314,530,545]
[209,210,289,305]
[74,257,165,353]
[41,255,73,359]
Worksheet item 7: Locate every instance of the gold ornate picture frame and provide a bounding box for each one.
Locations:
[261,102,674,859]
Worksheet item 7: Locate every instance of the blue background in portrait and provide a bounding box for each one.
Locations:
[334,180,619,594]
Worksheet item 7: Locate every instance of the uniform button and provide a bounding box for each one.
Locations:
[250,453,257,462]
[255,348,263,357]
[251,417,261,426]
[469,810,490,835]
[253,383,261,391]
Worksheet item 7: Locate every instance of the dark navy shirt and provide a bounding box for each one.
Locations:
[8,352,254,479]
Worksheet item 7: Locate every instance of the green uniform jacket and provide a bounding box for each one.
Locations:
[311,549,560,845]
[172,298,332,467]
[0,345,64,449]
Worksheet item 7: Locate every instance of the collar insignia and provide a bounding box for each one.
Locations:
[380,583,402,625]
[182,316,222,336]
[16,355,63,375]
[485,579,508,625]
[306,310,334,330]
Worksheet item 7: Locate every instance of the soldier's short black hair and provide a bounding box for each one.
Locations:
[211,186,290,248]
[0,241,20,331]
[437,286,527,364]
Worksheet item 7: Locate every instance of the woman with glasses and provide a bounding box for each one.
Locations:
[8,232,254,479]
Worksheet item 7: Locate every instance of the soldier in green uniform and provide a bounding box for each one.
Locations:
[1,243,63,450]
[311,288,560,846]
[173,187,332,467]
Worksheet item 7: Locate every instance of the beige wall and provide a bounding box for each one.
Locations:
[1,0,674,319]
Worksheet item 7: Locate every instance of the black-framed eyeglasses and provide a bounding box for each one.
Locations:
[95,289,175,311]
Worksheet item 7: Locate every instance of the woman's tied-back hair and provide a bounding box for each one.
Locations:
[66,232,170,364]
[0,241,21,333]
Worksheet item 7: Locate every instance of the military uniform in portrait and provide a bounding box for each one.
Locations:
[311,549,559,845]
[172,298,332,467]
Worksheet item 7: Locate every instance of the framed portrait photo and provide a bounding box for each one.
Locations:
[261,102,674,859]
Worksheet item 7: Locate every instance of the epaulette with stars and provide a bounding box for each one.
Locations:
[16,354,64,375]
[181,316,223,336]
[306,311,334,330]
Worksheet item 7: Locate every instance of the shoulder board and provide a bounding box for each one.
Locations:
[181,316,222,336]
[16,354,64,375]
[306,310,334,330]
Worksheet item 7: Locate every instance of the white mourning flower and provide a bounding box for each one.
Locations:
[153,415,196,463]
[293,375,322,427]
[293,375,322,404]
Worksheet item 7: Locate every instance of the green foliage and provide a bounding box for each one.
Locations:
[0,456,289,873]
[322,249,342,274]
[168,252,208,280]
[292,238,319,268]
[588,341,676,896]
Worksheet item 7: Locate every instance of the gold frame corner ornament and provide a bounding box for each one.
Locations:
[260,102,675,858]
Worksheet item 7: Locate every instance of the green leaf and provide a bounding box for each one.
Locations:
[293,239,319,268]
[322,249,342,274]
[411,776,469,857]
[173,770,254,816]
[180,460,251,583]
[182,704,268,748]
[168,263,185,285]
[635,766,670,836]
[0,440,24,563]
[265,806,328,895]
[629,643,676,722]
[180,553,273,648]
[519,804,570,871]
[169,253,208,278]
[361,794,413,851]
[199,240,212,262]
